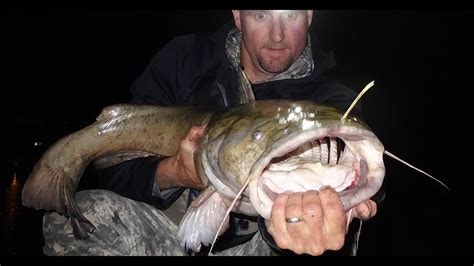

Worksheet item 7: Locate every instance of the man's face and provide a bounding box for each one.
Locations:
[233,10,313,76]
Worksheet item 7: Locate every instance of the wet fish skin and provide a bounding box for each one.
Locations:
[22,100,385,245]
[22,104,214,239]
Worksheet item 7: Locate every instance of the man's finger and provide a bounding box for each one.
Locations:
[284,192,304,221]
[302,190,324,253]
[302,190,323,226]
[187,125,206,142]
[269,193,291,249]
[283,192,307,252]
[352,200,377,220]
[318,186,346,249]
[182,125,207,152]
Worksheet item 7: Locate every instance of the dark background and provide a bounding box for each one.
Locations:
[2,9,473,256]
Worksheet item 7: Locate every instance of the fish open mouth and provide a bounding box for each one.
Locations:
[258,136,365,202]
[248,127,384,220]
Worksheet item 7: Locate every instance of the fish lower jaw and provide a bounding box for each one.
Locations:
[252,160,363,220]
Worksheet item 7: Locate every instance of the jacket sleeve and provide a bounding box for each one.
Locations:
[94,156,186,209]
[86,37,193,209]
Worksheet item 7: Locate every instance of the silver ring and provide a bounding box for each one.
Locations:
[285,216,303,224]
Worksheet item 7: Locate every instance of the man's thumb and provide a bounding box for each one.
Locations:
[188,125,207,143]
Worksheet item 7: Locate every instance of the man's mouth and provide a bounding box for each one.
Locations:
[263,47,288,57]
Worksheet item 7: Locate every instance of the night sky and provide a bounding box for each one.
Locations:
[3,9,474,256]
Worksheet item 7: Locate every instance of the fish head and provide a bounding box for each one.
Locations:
[198,100,385,219]
[248,100,385,219]
[196,101,292,202]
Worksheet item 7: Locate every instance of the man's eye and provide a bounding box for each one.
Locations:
[283,12,297,20]
[255,13,266,20]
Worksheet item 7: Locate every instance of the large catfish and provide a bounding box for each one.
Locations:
[22,100,387,252]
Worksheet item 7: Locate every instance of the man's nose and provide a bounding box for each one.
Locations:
[270,20,284,43]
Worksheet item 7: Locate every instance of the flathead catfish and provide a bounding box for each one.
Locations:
[22,100,386,252]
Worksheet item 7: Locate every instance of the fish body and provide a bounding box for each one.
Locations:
[22,104,214,238]
[22,100,385,252]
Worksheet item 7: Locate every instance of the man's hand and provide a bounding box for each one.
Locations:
[266,187,377,255]
[155,125,206,190]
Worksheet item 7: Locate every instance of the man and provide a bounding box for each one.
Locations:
[43,10,378,256]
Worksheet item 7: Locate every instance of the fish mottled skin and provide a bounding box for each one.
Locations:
[22,104,214,238]
[196,101,383,221]
[22,100,385,250]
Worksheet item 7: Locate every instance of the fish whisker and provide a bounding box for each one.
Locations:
[208,177,251,255]
[384,150,450,192]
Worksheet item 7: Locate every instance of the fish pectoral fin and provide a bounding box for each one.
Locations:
[176,186,230,252]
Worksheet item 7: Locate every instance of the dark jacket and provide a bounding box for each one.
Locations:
[89,21,365,255]
[129,23,361,112]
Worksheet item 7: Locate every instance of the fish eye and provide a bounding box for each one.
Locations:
[252,130,264,142]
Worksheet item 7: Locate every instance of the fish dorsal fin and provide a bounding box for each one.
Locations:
[176,186,230,253]
[96,104,134,122]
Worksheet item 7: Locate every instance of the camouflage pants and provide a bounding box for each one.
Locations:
[42,189,273,256]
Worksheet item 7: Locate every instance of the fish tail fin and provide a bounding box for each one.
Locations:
[22,162,96,239]
[383,150,450,192]
[22,133,97,239]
